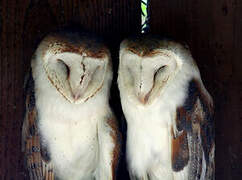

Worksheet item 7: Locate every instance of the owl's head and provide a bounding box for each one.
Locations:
[118,36,199,105]
[32,31,111,104]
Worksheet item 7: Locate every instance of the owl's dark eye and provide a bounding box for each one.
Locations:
[57,59,70,79]
[154,65,167,82]
[159,65,167,71]
[155,65,166,75]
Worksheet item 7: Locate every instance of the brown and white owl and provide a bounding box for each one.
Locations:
[118,36,214,180]
[22,31,120,180]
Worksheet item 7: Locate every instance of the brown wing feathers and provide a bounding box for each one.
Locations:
[22,71,54,180]
[172,78,214,179]
[171,129,189,172]
[107,117,121,180]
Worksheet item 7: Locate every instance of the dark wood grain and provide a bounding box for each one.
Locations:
[150,0,242,179]
[0,0,139,179]
[1,0,242,179]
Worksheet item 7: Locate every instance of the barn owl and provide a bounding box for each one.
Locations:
[22,31,120,180]
[118,36,214,180]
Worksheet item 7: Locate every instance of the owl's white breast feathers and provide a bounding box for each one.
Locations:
[32,50,113,179]
[118,40,204,179]
[120,72,190,178]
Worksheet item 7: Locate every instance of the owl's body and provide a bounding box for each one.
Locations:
[34,68,114,180]
[118,37,214,180]
[22,31,119,180]
[122,87,186,179]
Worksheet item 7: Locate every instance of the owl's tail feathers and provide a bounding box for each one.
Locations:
[43,162,54,180]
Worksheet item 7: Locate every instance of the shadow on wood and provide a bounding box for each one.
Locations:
[0,0,241,179]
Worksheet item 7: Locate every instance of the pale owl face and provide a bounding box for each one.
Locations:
[38,33,110,104]
[119,38,182,105]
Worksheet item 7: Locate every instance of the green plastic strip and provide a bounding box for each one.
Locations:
[141,0,149,33]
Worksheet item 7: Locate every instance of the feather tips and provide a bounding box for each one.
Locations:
[173,78,214,179]
[171,129,189,172]
[22,71,54,180]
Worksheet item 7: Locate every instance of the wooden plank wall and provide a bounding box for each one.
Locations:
[150,0,242,179]
[0,0,139,179]
[0,0,241,179]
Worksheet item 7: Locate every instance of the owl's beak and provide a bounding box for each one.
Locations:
[138,93,150,104]
[72,92,81,101]
[70,84,84,101]
[138,96,146,104]
[69,74,90,102]
[137,83,153,104]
